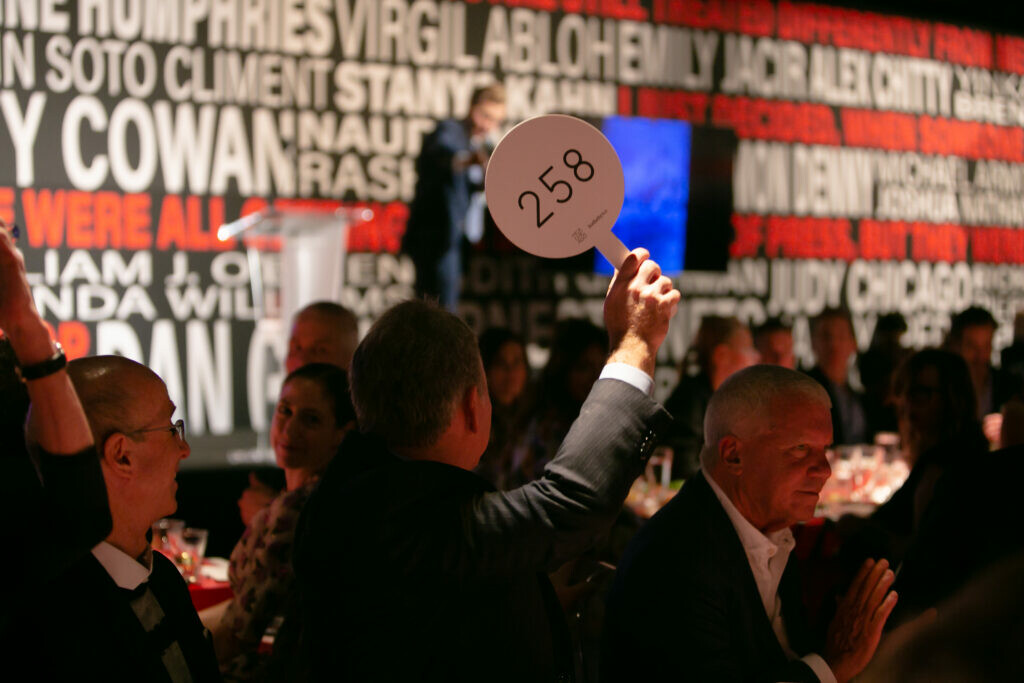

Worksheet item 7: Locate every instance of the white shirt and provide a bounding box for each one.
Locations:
[704,470,837,683]
[91,541,153,589]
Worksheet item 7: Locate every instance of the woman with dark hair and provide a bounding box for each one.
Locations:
[474,328,531,490]
[892,349,985,470]
[847,349,987,564]
[204,363,356,679]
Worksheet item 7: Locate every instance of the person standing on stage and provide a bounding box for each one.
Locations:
[402,83,506,311]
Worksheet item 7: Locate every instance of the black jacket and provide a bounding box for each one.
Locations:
[602,472,820,683]
[291,378,668,682]
[1,447,111,633]
[14,551,221,682]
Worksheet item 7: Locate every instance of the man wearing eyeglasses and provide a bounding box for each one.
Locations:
[17,356,220,682]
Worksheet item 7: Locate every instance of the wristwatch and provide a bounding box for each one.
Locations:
[17,342,67,381]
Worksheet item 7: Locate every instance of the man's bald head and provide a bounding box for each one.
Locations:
[67,356,161,448]
[701,365,830,469]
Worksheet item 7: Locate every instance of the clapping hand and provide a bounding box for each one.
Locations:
[825,558,899,682]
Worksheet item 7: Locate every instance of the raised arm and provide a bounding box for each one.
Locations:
[603,248,680,376]
[1,223,92,455]
[403,249,681,576]
[0,222,110,593]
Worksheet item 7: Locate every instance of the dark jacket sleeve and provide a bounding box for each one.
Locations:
[418,119,466,178]
[1,446,111,591]
[398,378,669,577]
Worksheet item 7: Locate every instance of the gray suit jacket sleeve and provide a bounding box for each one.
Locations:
[444,377,669,577]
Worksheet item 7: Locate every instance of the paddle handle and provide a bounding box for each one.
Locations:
[594,230,630,270]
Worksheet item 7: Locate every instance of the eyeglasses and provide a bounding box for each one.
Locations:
[128,419,186,443]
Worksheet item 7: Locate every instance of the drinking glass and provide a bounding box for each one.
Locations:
[177,527,209,583]
[151,518,185,560]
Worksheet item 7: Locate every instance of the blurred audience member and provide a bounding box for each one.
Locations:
[1000,393,1024,448]
[289,249,678,682]
[862,553,1024,683]
[888,441,1024,626]
[285,301,359,374]
[857,312,910,435]
[662,315,758,479]
[842,349,987,566]
[998,311,1024,449]
[944,306,1016,419]
[892,349,984,471]
[19,356,218,681]
[807,307,870,444]
[1000,309,1024,389]
[604,366,897,683]
[522,318,608,484]
[209,364,355,679]
[474,328,532,490]
[754,316,795,369]
[237,301,358,529]
[0,223,111,632]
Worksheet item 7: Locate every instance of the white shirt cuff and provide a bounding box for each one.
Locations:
[800,653,837,683]
[599,362,654,396]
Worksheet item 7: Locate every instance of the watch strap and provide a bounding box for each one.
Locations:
[18,342,67,381]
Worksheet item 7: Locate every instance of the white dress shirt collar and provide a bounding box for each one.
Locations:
[703,468,795,571]
[91,541,154,590]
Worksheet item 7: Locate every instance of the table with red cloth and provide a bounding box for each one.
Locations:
[188,574,232,611]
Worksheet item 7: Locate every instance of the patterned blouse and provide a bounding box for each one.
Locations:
[221,477,318,679]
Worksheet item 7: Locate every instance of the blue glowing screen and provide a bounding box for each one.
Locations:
[596,117,691,276]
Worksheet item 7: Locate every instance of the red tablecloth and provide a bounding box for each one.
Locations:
[188,577,232,611]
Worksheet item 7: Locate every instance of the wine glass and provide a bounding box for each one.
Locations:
[176,527,209,583]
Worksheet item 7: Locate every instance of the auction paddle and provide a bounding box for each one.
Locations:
[484,114,630,269]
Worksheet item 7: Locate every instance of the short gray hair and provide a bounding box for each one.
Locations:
[701,365,830,467]
[350,300,483,450]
